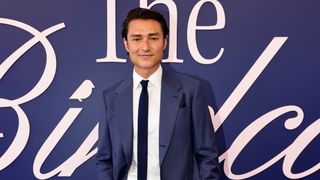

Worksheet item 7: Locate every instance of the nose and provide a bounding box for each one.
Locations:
[141,39,150,51]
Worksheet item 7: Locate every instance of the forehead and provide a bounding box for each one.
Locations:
[127,19,163,35]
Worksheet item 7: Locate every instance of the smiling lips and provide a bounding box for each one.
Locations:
[138,54,153,57]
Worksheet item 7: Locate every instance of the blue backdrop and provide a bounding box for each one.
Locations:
[0,0,319,179]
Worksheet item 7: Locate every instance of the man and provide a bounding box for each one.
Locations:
[96,7,220,180]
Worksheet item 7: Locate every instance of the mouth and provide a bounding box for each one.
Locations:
[138,54,154,59]
[138,54,153,57]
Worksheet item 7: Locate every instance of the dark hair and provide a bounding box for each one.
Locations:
[122,7,169,40]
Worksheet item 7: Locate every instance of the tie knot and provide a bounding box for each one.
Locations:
[140,80,149,89]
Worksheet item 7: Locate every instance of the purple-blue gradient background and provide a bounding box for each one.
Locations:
[0,0,319,179]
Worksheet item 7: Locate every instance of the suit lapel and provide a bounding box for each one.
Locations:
[159,71,183,165]
[111,71,183,166]
[113,77,133,165]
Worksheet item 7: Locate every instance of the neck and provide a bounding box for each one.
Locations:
[135,65,160,79]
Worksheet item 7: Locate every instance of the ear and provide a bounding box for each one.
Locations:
[123,38,129,52]
[163,35,168,50]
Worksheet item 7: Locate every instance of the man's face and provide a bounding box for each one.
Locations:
[123,19,167,77]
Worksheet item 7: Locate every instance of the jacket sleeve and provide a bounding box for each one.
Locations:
[95,91,114,180]
[191,82,220,179]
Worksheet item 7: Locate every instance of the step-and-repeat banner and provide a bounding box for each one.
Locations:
[1,0,319,179]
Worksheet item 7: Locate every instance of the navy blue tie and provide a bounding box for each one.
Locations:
[138,80,148,180]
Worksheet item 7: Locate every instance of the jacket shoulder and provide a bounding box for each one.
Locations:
[166,71,201,89]
[102,77,131,100]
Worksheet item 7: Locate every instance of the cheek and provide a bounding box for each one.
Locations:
[129,45,140,53]
[154,44,164,52]
[156,47,165,56]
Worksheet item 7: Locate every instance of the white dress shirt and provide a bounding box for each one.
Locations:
[127,65,162,180]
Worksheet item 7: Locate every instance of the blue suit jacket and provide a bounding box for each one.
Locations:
[96,69,220,180]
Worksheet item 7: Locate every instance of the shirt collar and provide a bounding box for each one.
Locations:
[133,65,163,89]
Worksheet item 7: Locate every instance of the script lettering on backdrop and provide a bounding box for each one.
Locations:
[0,17,64,170]
[1,3,319,180]
[208,37,320,179]
[0,18,98,179]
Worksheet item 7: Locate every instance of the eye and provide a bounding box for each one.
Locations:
[151,37,159,41]
[132,38,140,42]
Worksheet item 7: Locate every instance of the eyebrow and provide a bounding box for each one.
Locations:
[148,33,160,36]
[129,32,161,38]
